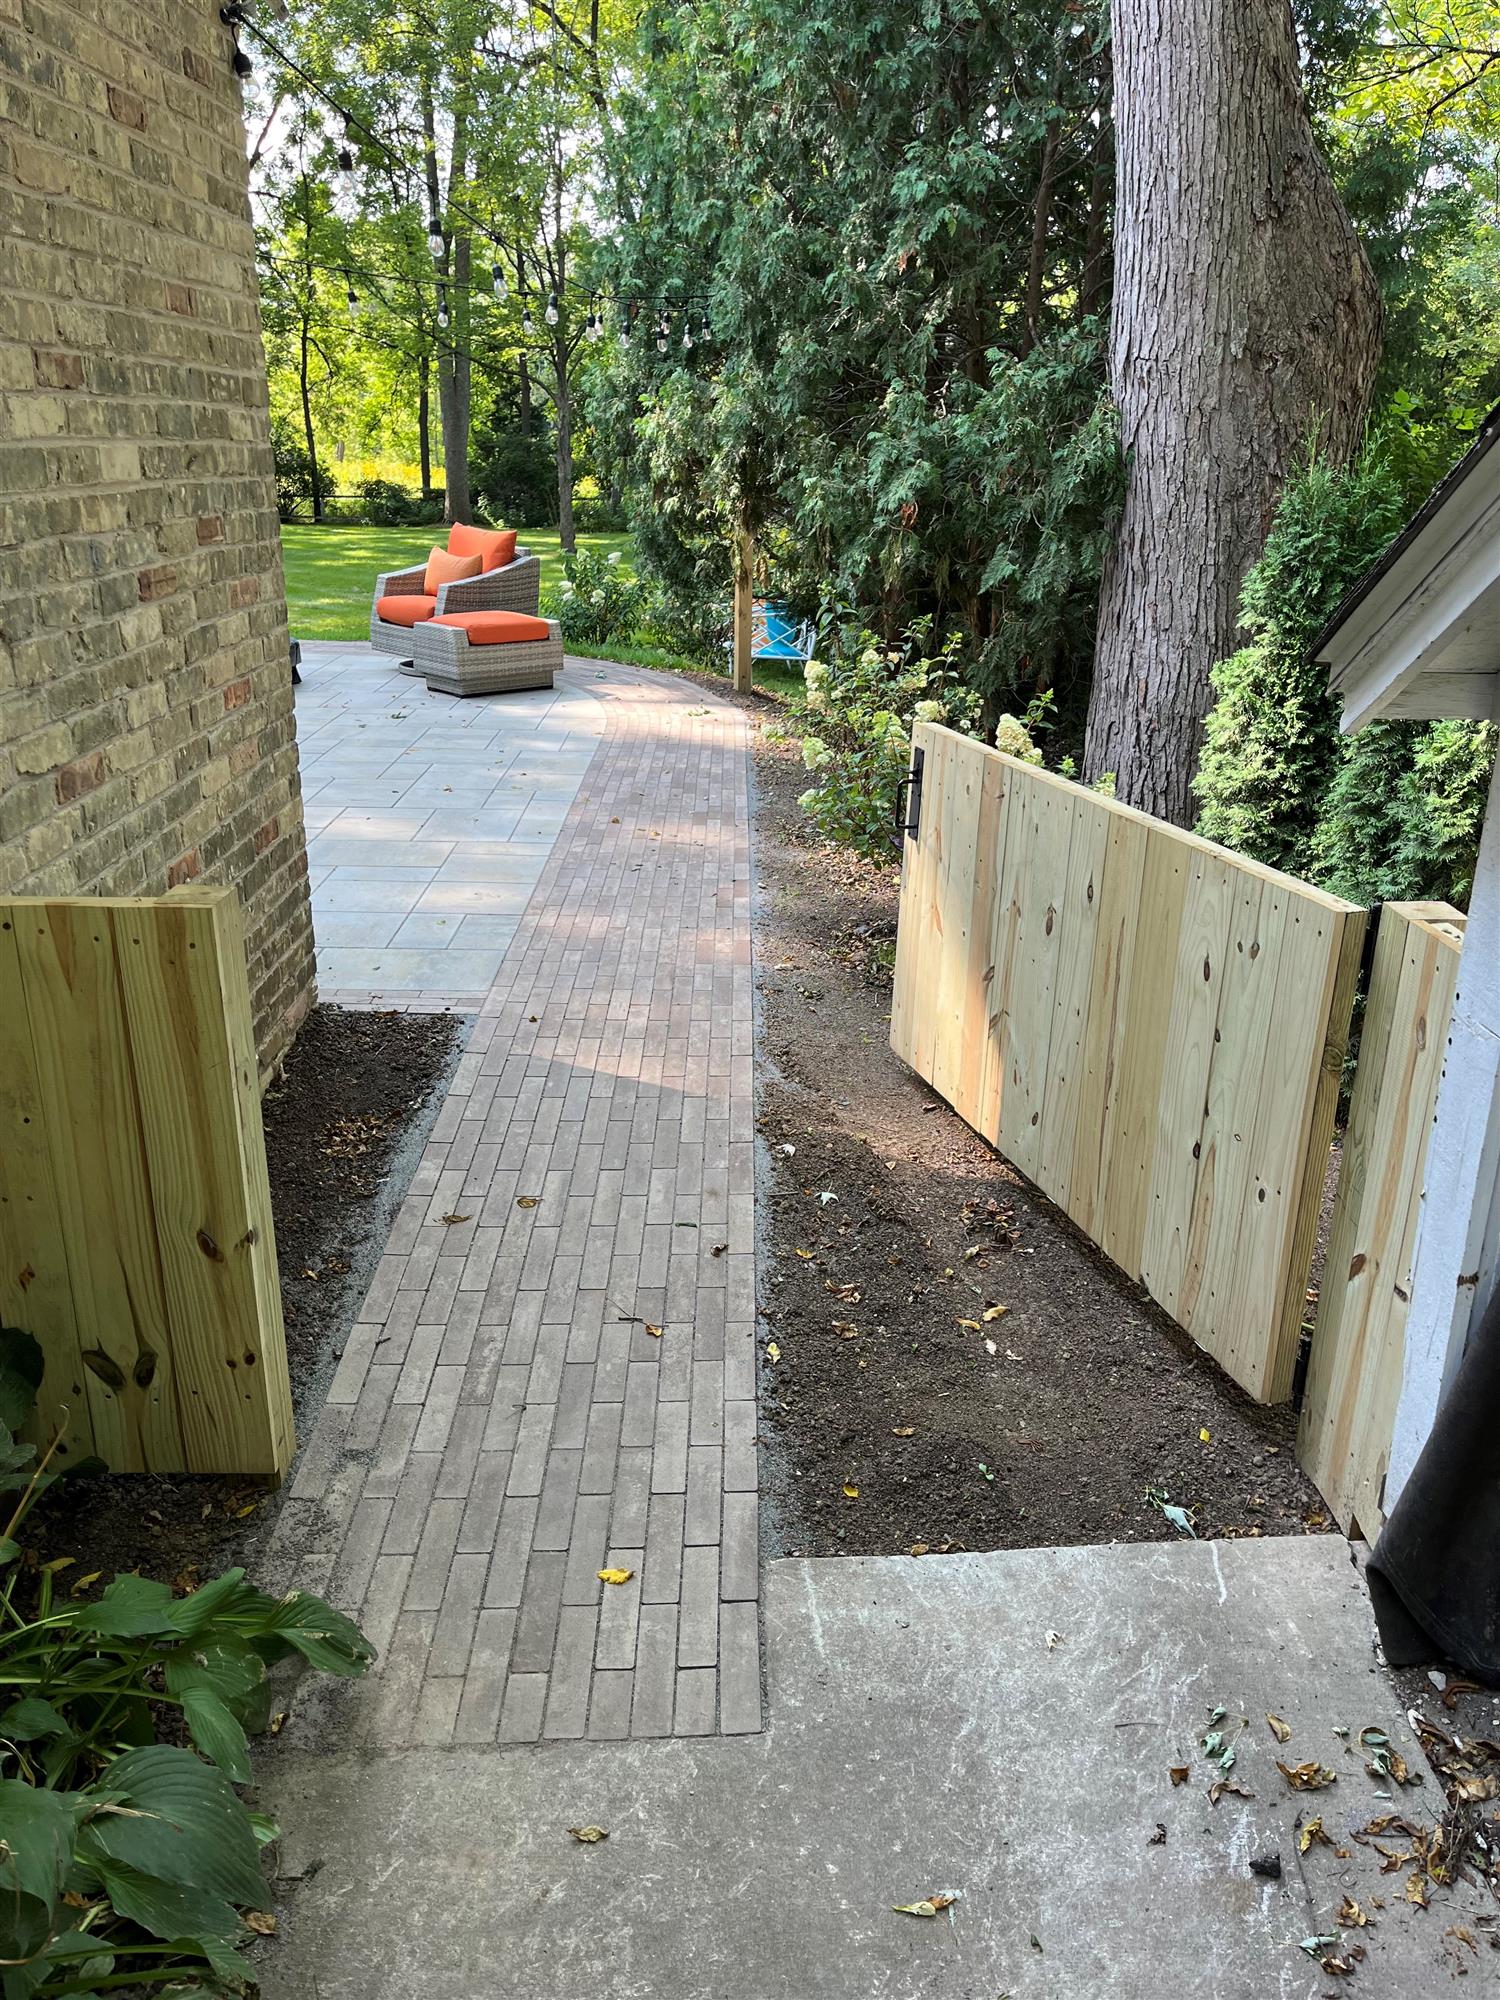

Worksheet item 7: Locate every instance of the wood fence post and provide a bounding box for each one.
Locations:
[732,514,754,695]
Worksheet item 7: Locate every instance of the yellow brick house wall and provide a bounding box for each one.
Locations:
[0,0,315,1076]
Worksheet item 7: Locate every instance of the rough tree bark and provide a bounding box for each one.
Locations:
[1083,0,1382,824]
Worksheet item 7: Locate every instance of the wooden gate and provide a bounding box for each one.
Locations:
[0,889,293,1477]
[891,724,1366,1401]
[1298,903,1465,1535]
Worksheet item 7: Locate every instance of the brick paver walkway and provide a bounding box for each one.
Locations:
[265,662,760,1742]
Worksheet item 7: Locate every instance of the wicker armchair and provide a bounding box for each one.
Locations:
[369,549,541,662]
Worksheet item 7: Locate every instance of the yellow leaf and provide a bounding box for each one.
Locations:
[892,1893,956,1918]
[1404,1872,1429,1908]
[1299,1816,1331,1853]
[597,1568,635,1586]
[69,1570,102,1596]
[441,1212,471,1226]
[1266,1713,1292,1744]
[517,1195,540,1209]
[766,1342,781,1362]
[1199,1428,1211,1443]
[891,1426,915,1437]
[909,1542,930,1556]
[39,1556,74,1574]
[794,1247,814,1259]
[956,1318,982,1331]
[982,1304,1007,1322]
[1336,1896,1369,1929]
[568,1825,610,1843]
[842,1483,859,1499]
[244,1911,277,1936]
[644,1322,663,1339]
[235,1502,258,1518]
[1279,1760,1337,1791]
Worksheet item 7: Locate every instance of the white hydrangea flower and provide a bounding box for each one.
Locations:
[606,550,622,565]
[913,698,945,724]
[559,579,575,598]
[801,736,832,771]
[994,714,1043,765]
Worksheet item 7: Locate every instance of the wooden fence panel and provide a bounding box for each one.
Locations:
[891,723,1366,1402]
[0,890,293,1478]
[1298,903,1465,1535]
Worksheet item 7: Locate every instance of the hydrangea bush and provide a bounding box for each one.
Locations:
[556,546,644,651]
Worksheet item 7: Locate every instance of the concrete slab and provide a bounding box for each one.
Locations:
[258,1536,1471,1999]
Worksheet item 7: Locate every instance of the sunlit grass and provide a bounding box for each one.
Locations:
[279,524,631,640]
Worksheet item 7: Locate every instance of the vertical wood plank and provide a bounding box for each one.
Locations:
[10,901,182,1472]
[956,749,1012,1138]
[112,893,292,1477]
[1035,793,1111,1212]
[1066,811,1148,1239]
[0,909,94,1465]
[1299,906,1462,1532]
[995,776,1076,1182]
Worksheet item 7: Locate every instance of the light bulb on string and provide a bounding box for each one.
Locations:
[491,264,507,301]
[522,309,534,338]
[427,215,444,260]
[346,285,361,318]
[655,313,669,355]
[336,146,354,192]
[545,293,559,327]
[681,320,694,351]
[700,315,712,343]
[436,286,450,331]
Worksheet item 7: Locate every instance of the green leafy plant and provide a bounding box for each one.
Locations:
[793,619,980,858]
[0,1327,374,1996]
[557,546,644,651]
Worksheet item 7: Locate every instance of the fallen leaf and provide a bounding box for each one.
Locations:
[1148,1823,1167,1846]
[842,1483,860,1499]
[955,1317,982,1330]
[1404,1873,1429,1908]
[517,1196,539,1209]
[597,1568,635,1586]
[766,1342,781,1362]
[1279,1760,1337,1791]
[1299,1817,1332,1853]
[982,1303,1007,1322]
[1199,1428,1211,1443]
[1266,1713,1292,1744]
[1298,1935,1340,1961]
[69,1570,102,1596]
[1169,1766,1191,1787]
[568,1825,609,1843]
[245,1911,277,1935]
[892,1893,957,1918]
[644,1322,663,1339]
[1209,1778,1254,1805]
[891,1426,915,1437]
[1337,1896,1371,1929]
[909,1543,930,1556]
[1045,1630,1063,1649]
[39,1556,74,1575]
[794,1248,815,1260]
[441,1213,472,1226]
[711,1243,728,1257]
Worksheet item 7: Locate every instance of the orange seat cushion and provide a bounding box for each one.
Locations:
[374,593,437,627]
[431,610,552,644]
[447,522,518,572]
[424,545,483,594]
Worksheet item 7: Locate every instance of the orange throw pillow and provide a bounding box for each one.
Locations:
[447,522,519,572]
[424,545,482,594]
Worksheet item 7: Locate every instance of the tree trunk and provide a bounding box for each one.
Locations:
[518,353,533,438]
[438,229,473,524]
[418,354,432,498]
[299,314,322,524]
[553,337,576,553]
[1083,0,1382,824]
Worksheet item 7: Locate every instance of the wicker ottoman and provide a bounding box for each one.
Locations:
[412,611,563,696]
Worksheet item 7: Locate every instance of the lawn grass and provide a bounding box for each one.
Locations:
[281,520,806,699]
[279,522,631,641]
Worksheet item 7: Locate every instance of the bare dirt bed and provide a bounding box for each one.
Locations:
[27,1005,461,1586]
[678,671,1335,1561]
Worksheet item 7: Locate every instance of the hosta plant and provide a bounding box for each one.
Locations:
[0,1327,374,1996]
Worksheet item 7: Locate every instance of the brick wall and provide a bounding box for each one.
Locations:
[0,0,315,1077]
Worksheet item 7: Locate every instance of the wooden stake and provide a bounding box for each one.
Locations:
[732,516,754,695]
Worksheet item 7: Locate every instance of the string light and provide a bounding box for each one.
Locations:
[586,296,601,341]
[491,264,507,301]
[427,215,444,260]
[545,292,559,327]
[522,308,534,337]
[681,320,694,351]
[436,285,450,330]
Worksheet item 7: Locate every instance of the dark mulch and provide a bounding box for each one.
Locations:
[26,1005,461,1585]
[681,669,1334,1560]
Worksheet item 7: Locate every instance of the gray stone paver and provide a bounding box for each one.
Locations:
[283,657,759,1740]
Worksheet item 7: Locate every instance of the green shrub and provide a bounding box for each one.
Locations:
[1193,450,1407,878]
[557,547,644,650]
[356,477,421,527]
[792,620,980,858]
[270,418,318,524]
[0,1327,373,1995]
[1314,717,1498,908]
